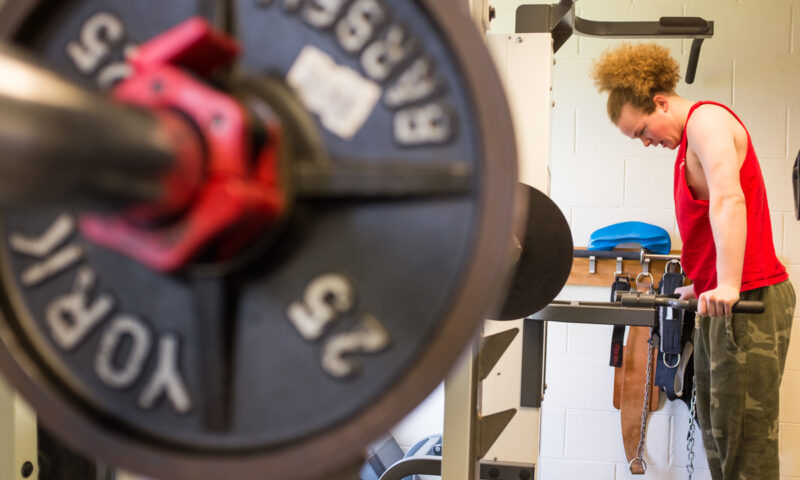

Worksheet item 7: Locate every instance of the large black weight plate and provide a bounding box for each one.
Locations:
[493,184,572,320]
[0,1,519,479]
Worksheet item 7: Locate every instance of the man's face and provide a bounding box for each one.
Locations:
[616,102,679,150]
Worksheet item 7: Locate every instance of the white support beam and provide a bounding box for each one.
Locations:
[0,376,38,480]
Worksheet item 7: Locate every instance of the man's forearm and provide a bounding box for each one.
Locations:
[709,195,747,291]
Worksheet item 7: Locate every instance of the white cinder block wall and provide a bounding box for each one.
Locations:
[488,0,800,479]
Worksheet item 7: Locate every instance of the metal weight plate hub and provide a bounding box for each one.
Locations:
[0,1,520,479]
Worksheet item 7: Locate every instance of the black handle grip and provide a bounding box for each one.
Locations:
[659,17,709,28]
[685,299,765,314]
[685,38,704,84]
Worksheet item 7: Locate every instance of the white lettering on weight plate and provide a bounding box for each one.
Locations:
[287,272,355,341]
[94,314,153,389]
[321,312,390,378]
[138,333,193,414]
[46,266,114,351]
[287,45,381,139]
[288,273,391,379]
[9,214,83,286]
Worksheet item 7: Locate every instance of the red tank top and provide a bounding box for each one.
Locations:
[673,101,787,295]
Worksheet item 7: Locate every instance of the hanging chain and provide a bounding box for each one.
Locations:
[687,383,698,479]
[631,331,655,472]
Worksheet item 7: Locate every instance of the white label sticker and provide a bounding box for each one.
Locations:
[287,45,381,139]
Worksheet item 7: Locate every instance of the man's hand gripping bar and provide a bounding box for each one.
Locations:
[617,292,765,314]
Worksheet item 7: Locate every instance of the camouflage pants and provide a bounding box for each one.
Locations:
[693,280,795,480]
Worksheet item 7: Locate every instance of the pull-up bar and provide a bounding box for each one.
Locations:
[515,1,714,83]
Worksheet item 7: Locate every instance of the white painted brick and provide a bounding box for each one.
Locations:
[763,159,797,212]
[774,213,786,260]
[546,321,568,358]
[735,58,797,117]
[672,219,684,251]
[624,156,675,209]
[577,104,668,160]
[542,357,616,411]
[540,407,566,458]
[567,323,615,361]
[780,370,800,424]
[785,222,800,264]
[632,0,737,4]
[551,58,595,108]
[782,423,800,477]
[551,155,624,208]
[685,4,793,58]
[786,311,800,371]
[616,466,713,480]
[537,457,616,480]
[791,106,800,162]
[564,409,626,461]
[556,285,610,303]
[679,57,734,106]
[550,106,576,162]
[558,204,573,227]
[653,395,690,419]
[684,470,714,480]
[789,266,800,319]
[390,383,443,449]
[486,4,518,35]
[550,59,601,157]
[564,409,671,468]
[570,208,677,250]
[614,465,711,480]
[734,106,789,160]
[643,413,671,467]
[794,3,800,57]
[670,415,710,470]
[552,52,671,161]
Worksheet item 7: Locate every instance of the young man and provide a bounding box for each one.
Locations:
[590,42,795,479]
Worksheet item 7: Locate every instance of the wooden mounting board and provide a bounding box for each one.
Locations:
[567,248,683,287]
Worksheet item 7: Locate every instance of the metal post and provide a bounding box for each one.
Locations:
[442,339,480,480]
[0,376,38,480]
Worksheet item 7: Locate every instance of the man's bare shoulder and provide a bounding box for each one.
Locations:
[686,103,745,144]
[689,103,735,126]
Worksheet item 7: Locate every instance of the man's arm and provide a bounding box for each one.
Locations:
[686,106,747,317]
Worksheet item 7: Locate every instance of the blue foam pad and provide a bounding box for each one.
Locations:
[588,221,671,254]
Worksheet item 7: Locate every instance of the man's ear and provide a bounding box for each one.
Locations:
[653,94,669,112]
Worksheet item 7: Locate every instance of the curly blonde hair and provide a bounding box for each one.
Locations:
[590,43,681,123]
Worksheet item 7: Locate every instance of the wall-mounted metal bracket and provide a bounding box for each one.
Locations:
[515,1,714,83]
[574,248,680,276]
